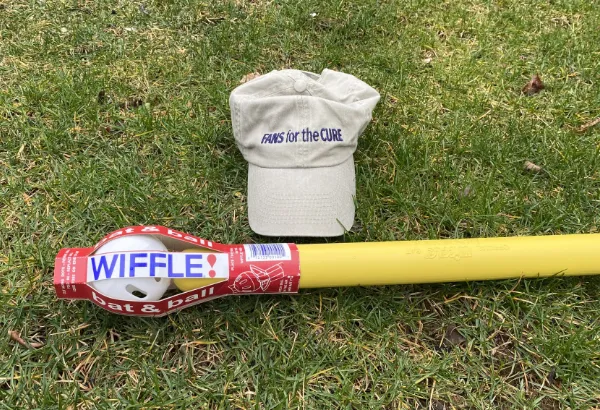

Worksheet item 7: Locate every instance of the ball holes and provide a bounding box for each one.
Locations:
[126,284,148,299]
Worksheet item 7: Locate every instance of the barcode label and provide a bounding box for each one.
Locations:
[243,244,292,261]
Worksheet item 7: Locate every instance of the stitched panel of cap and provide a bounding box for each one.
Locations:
[253,83,295,99]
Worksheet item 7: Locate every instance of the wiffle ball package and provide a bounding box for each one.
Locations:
[54,226,300,316]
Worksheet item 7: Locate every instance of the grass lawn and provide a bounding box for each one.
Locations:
[2,0,600,408]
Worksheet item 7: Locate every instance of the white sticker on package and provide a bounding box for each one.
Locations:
[243,244,292,261]
[87,252,229,282]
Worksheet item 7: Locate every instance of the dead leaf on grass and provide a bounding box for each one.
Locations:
[97,90,107,104]
[523,161,542,173]
[546,367,561,387]
[429,399,450,410]
[240,72,261,84]
[461,185,474,197]
[22,192,33,206]
[350,220,363,233]
[522,74,544,96]
[442,325,466,347]
[119,97,144,110]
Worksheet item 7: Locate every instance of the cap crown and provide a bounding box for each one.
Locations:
[230,69,380,168]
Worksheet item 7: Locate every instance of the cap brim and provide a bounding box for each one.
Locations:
[247,157,356,237]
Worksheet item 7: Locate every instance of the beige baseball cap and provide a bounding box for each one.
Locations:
[230,69,380,237]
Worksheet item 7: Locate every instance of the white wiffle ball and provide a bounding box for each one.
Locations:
[90,235,171,302]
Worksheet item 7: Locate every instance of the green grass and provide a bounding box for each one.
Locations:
[1,0,600,408]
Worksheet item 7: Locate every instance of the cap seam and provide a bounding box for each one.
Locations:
[234,96,245,156]
[254,84,295,99]
[245,152,355,169]
[300,94,308,167]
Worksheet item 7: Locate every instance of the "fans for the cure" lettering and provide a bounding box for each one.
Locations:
[261,127,343,144]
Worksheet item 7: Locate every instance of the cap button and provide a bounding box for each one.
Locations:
[294,79,308,93]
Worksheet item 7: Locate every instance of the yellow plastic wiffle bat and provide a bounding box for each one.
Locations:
[174,233,600,291]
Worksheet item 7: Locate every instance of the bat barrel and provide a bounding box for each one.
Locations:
[297,234,600,288]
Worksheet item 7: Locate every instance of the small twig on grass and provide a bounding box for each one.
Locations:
[575,117,600,133]
[8,330,44,349]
